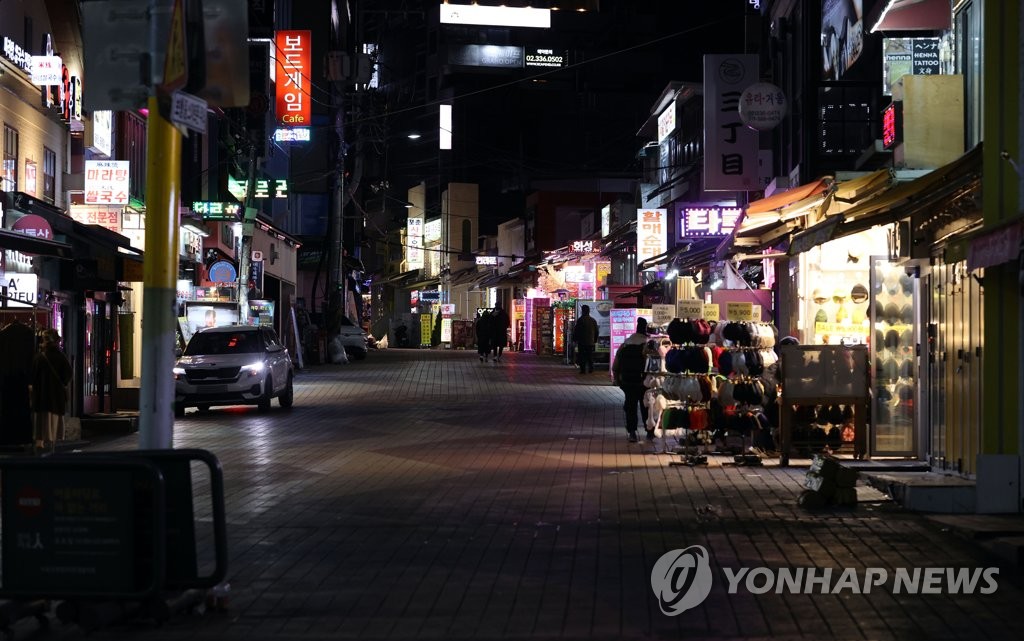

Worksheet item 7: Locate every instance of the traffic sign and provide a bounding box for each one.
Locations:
[170,91,208,134]
[162,0,188,93]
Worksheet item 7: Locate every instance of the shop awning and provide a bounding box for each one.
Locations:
[0,228,73,258]
[833,169,894,203]
[599,220,636,257]
[728,177,833,251]
[839,145,983,233]
[868,0,951,32]
[638,238,720,273]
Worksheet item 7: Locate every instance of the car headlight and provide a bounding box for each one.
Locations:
[242,361,265,376]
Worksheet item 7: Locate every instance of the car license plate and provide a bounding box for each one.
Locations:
[203,385,228,394]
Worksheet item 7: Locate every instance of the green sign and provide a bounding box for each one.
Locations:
[192,201,242,220]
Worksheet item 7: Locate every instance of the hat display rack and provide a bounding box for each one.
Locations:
[639,316,783,466]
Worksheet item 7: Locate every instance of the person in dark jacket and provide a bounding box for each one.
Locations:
[30,329,73,454]
[572,304,599,374]
[612,317,651,442]
[489,303,510,362]
[475,310,493,362]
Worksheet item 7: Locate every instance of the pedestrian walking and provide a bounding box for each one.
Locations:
[490,303,510,362]
[611,317,651,442]
[572,304,599,374]
[475,310,493,362]
[30,329,73,455]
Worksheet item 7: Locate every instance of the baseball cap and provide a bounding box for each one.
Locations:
[883,303,901,325]
[899,358,914,379]
[901,304,914,324]
[899,273,914,296]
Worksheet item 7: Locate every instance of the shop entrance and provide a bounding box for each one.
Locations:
[869,257,919,457]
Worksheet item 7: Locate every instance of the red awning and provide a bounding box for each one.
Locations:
[869,0,951,32]
[746,178,831,216]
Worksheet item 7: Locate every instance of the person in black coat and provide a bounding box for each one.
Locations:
[475,311,493,362]
[489,303,510,361]
[30,329,73,454]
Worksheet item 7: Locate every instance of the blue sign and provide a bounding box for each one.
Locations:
[419,290,441,303]
[208,260,238,283]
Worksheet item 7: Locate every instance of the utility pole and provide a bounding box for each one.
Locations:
[326,56,348,352]
[137,0,186,449]
[237,146,259,322]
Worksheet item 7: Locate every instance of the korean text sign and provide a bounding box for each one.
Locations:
[636,209,667,268]
[677,205,742,239]
[275,30,311,127]
[703,54,759,191]
[84,160,129,205]
[407,217,424,269]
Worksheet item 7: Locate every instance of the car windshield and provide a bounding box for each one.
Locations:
[184,330,263,355]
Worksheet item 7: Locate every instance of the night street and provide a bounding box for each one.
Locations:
[35,348,1024,641]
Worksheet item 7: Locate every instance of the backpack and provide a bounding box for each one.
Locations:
[615,342,646,386]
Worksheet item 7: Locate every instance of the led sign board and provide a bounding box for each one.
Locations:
[475,256,498,266]
[677,205,742,239]
[275,30,311,127]
[882,101,903,149]
[192,202,242,220]
[273,127,310,142]
[570,240,601,253]
[439,4,550,28]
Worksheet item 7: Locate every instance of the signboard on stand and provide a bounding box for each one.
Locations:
[651,304,675,327]
[420,313,433,347]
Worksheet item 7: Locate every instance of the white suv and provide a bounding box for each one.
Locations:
[173,326,294,417]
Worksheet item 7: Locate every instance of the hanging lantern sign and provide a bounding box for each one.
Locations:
[738,82,787,131]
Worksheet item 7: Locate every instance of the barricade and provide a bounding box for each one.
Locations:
[0,449,228,633]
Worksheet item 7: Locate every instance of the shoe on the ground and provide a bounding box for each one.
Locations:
[627,432,638,443]
[645,431,655,441]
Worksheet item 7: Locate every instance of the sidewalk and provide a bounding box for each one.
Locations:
[7,348,1023,640]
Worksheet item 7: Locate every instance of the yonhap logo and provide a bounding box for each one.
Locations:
[650,545,714,615]
[652,545,1001,616]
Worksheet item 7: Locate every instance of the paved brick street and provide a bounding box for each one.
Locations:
[32,349,1024,640]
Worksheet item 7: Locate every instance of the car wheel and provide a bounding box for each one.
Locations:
[258,375,273,412]
[279,373,294,408]
[197,403,211,413]
[174,403,186,418]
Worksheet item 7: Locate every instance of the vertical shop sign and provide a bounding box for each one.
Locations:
[275,30,311,127]
[407,217,424,269]
[911,38,940,75]
[636,209,667,268]
[420,313,433,347]
[703,54,759,191]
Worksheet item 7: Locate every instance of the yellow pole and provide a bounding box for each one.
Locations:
[138,95,182,449]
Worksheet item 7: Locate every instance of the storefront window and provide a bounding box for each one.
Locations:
[3,124,18,192]
[870,257,916,455]
[42,147,56,203]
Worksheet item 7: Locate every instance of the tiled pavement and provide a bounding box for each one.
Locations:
[19,348,1024,640]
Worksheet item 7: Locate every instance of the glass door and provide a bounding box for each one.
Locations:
[869,257,917,456]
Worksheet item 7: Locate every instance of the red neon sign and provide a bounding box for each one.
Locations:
[275,30,311,127]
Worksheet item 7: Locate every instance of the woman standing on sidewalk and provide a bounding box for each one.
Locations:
[30,329,72,455]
